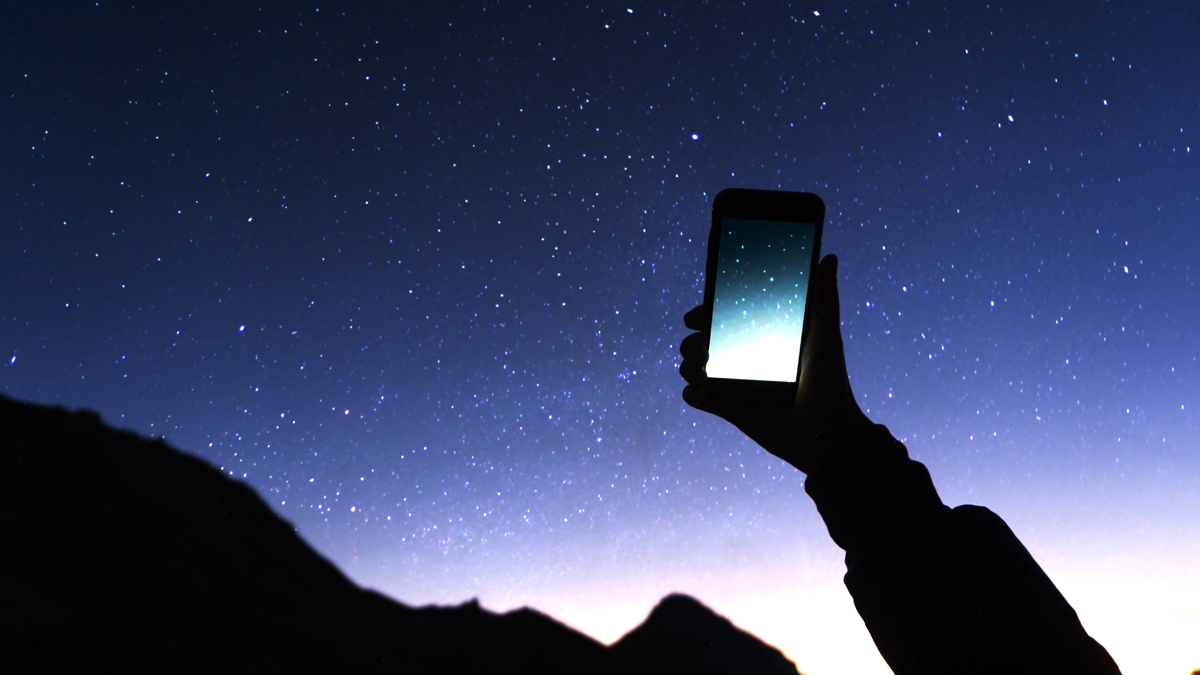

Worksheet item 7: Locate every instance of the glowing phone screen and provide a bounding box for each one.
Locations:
[707,218,816,383]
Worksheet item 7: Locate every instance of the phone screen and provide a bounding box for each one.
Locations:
[707,218,816,383]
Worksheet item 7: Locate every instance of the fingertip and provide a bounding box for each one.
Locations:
[818,253,838,279]
[678,357,708,387]
[682,384,707,408]
[819,253,840,299]
[679,332,709,360]
[683,305,709,331]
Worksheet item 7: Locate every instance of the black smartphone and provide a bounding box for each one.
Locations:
[702,188,825,397]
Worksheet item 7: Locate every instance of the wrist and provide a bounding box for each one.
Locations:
[795,414,874,474]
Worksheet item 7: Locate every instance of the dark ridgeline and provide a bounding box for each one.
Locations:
[610,593,800,675]
[0,395,802,675]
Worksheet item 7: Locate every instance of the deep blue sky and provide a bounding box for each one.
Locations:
[4,2,1198,672]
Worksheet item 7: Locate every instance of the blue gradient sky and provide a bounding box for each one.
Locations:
[3,2,1197,673]
[708,219,814,382]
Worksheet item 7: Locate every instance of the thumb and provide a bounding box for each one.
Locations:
[805,254,845,373]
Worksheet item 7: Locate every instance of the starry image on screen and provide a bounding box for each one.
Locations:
[707,218,816,383]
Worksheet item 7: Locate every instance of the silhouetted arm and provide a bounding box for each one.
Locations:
[680,254,1120,674]
[803,423,1121,675]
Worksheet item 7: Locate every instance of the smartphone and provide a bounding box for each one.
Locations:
[702,188,824,394]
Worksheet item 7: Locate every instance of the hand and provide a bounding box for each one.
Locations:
[678,254,872,473]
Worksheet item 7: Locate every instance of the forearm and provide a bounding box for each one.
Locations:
[804,425,1120,675]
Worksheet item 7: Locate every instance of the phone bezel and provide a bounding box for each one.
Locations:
[702,188,825,399]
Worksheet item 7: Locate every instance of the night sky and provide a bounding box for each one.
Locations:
[3,2,1198,673]
[709,218,814,382]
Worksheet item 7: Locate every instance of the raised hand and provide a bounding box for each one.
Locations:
[679,254,872,473]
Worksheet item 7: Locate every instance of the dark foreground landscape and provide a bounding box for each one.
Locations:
[0,395,801,674]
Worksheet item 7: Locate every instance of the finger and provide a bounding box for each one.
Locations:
[683,305,710,331]
[679,357,708,386]
[800,254,848,389]
[806,254,840,349]
[681,383,707,408]
[679,331,709,361]
[811,254,864,413]
[817,253,841,336]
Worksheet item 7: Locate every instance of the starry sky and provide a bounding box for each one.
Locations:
[3,2,1198,673]
[708,218,815,382]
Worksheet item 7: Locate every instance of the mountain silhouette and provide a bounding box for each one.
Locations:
[612,593,800,675]
[0,395,802,674]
